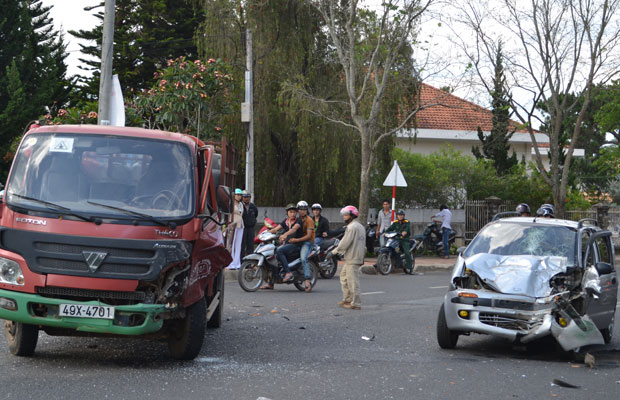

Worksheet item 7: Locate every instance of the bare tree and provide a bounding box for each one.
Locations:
[454,0,620,217]
[280,0,436,222]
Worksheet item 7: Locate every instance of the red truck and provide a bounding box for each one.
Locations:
[0,124,236,360]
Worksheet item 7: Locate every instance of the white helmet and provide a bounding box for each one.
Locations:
[296,200,308,210]
[311,203,322,210]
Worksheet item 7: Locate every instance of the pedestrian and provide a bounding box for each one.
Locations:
[330,205,365,310]
[241,190,258,257]
[432,204,452,259]
[376,199,392,247]
[226,188,244,269]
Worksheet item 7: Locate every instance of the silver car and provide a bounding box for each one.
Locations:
[436,217,617,351]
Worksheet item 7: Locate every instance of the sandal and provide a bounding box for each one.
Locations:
[282,273,294,283]
[259,284,274,290]
[304,280,312,293]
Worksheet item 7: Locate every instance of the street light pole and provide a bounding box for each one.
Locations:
[97,0,115,125]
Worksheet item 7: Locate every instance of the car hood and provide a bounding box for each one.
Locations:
[463,254,568,298]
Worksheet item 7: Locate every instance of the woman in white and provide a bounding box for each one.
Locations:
[227,188,245,269]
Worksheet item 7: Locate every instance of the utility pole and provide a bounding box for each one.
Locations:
[97,0,115,125]
[244,29,254,196]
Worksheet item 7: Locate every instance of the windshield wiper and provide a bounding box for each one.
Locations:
[87,200,174,228]
[9,193,99,224]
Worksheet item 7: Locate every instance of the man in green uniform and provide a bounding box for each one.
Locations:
[385,209,413,272]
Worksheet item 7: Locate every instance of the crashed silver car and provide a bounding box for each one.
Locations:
[436,217,618,351]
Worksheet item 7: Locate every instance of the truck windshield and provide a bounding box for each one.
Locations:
[6,133,194,222]
[463,222,577,265]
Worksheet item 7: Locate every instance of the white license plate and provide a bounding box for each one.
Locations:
[59,304,115,319]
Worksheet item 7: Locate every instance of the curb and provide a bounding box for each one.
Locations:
[224,262,453,282]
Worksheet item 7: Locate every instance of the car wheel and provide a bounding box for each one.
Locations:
[436,303,459,349]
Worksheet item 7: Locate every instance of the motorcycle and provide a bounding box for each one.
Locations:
[238,230,319,292]
[413,221,456,256]
[376,232,416,275]
[366,221,378,255]
[254,216,276,244]
[314,227,346,279]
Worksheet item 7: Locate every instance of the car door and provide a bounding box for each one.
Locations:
[583,231,618,329]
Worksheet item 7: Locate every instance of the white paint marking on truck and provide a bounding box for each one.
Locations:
[361,291,385,296]
[429,285,448,289]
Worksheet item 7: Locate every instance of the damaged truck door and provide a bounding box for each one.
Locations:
[437,216,618,352]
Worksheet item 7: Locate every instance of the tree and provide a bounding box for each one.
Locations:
[595,80,620,142]
[0,0,71,179]
[282,0,433,221]
[70,0,204,96]
[472,43,517,175]
[456,0,620,217]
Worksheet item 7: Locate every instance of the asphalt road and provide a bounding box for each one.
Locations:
[0,271,618,400]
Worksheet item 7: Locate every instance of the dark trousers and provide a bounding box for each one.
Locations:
[241,225,255,258]
[276,243,301,274]
[398,239,413,269]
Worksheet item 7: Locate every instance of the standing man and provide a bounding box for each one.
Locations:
[376,199,392,247]
[241,190,259,257]
[432,204,452,259]
[287,201,315,292]
[331,205,365,310]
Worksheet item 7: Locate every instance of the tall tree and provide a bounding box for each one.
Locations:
[70,0,204,97]
[457,0,620,217]
[0,0,71,179]
[281,0,433,221]
[472,43,517,175]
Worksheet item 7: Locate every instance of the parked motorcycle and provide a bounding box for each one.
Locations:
[413,222,456,256]
[238,231,319,292]
[376,232,416,275]
[366,221,378,255]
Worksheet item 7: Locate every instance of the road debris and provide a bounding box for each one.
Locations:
[584,352,595,368]
[361,335,375,341]
[552,378,580,389]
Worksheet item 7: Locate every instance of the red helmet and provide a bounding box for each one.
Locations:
[340,205,359,218]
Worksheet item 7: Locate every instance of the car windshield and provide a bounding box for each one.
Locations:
[463,222,577,265]
[6,132,194,221]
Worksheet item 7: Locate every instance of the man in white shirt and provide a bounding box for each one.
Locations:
[432,204,452,259]
[375,200,392,247]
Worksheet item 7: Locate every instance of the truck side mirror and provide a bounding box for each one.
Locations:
[216,185,233,214]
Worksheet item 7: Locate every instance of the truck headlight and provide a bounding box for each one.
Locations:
[0,258,24,286]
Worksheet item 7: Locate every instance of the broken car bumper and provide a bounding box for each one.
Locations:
[0,288,166,335]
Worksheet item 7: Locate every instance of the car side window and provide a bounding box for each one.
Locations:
[595,235,612,265]
[582,232,595,267]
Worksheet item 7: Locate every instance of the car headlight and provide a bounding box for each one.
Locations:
[0,257,25,286]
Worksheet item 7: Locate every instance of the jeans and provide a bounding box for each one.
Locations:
[276,243,300,274]
[379,233,385,247]
[442,228,451,256]
[300,241,313,280]
[314,237,324,246]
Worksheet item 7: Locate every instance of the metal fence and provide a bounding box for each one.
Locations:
[564,210,597,221]
[464,200,514,242]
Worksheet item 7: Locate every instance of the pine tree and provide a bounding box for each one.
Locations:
[69,0,204,96]
[472,43,517,175]
[0,0,71,179]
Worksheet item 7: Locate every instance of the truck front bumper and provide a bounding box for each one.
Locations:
[0,289,167,336]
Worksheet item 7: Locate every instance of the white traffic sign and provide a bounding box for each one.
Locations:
[383,160,407,187]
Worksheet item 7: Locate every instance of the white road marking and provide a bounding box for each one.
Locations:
[429,285,448,289]
[361,291,385,296]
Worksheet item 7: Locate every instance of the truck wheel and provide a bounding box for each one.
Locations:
[5,321,38,357]
[436,304,459,349]
[207,271,224,329]
[376,253,392,275]
[168,298,206,360]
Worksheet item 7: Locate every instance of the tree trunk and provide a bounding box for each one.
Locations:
[358,126,372,224]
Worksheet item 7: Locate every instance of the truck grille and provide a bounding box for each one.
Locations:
[38,257,150,275]
[479,313,541,331]
[35,242,153,258]
[37,286,146,302]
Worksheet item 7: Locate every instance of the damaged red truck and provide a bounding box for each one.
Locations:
[0,124,235,359]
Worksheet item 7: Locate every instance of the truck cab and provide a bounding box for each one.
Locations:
[0,124,235,360]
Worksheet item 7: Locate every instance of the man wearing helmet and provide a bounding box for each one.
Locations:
[331,205,365,310]
[287,201,315,292]
[263,204,301,289]
[516,203,531,217]
[311,203,330,246]
[384,209,413,272]
[536,203,555,218]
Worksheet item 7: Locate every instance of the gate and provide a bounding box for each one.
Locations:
[464,200,514,242]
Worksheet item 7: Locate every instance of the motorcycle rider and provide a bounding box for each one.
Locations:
[516,203,531,217]
[287,201,315,292]
[536,203,555,218]
[311,203,330,246]
[432,205,452,259]
[384,209,413,272]
[261,204,301,289]
[329,205,365,310]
